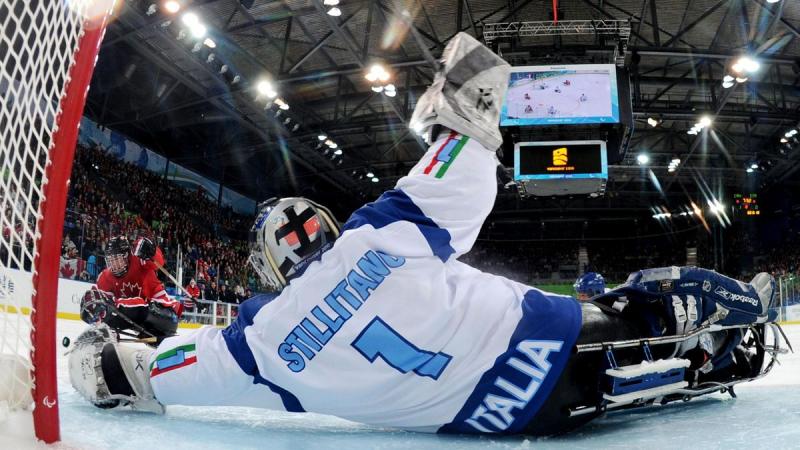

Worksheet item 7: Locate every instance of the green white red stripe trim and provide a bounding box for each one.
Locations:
[423,132,469,179]
[150,344,197,377]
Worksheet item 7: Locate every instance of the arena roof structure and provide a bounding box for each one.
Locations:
[85,0,800,219]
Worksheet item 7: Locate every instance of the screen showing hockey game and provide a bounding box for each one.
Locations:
[500,64,620,126]
[514,141,608,180]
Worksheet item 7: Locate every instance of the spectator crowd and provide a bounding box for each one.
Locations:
[61,144,260,308]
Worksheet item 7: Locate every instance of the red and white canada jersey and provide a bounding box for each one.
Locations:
[95,251,177,313]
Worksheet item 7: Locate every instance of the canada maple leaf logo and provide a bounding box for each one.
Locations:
[60,262,76,278]
[121,282,141,298]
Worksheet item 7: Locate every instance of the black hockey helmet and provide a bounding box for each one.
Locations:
[106,236,131,277]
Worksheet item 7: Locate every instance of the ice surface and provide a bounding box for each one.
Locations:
[2,319,798,449]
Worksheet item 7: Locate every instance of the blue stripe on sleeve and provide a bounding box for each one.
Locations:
[222,293,306,413]
[342,189,455,262]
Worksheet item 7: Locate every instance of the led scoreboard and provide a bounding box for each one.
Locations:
[734,193,760,216]
[514,140,608,180]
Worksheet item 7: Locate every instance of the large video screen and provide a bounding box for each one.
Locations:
[500,64,619,126]
[514,141,608,180]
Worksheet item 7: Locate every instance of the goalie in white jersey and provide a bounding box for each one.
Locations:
[70,33,781,436]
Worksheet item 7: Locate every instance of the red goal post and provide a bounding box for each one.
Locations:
[0,0,113,443]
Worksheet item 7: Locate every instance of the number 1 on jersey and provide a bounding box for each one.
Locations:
[352,317,452,380]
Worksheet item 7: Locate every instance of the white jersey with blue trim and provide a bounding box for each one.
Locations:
[149,132,582,434]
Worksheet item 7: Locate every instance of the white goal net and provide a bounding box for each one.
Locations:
[0,0,112,443]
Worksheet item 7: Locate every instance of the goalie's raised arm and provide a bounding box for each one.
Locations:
[342,33,511,261]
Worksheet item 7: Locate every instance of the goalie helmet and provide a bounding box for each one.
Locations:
[106,236,131,277]
[249,197,340,290]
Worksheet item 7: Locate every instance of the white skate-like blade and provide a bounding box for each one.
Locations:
[605,358,691,379]
[602,381,689,403]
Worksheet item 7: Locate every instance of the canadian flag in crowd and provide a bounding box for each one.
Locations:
[59,257,85,279]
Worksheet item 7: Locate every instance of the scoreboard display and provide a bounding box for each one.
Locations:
[514,140,608,180]
[734,193,760,216]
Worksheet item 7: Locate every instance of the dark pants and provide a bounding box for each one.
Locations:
[524,303,654,436]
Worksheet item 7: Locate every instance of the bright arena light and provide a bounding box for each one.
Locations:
[317,134,327,141]
[327,7,342,16]
[190,22,206,38]
[647,117,659,127]
[203,38,216,48]
[751,163,759,169]
[366,171,374,178]
[746,167,754,173]
[371,177,379,183]
[164,1,181,13]
[737,56,760,73]
[181,12,199,26]
[323,0,340,5]
[256,80,277,98]
[366,64,390,83]
[699,116,712,127]
[636,154,650,165]
[723,75,734,83]
[334,149,343,155]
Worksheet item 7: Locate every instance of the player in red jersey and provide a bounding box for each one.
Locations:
[81,236,182,342]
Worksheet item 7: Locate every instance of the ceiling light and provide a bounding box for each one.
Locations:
[385,89,396,97]
[371,177,379,183]
[327,7,342,16]
[182,12,199,26]
[722,80,734,89]
[636,154,650,165]
[723,75,734,83]
[334,149,343,155]
[737,56,760,73]
[746,167,754,173]
[751,163,759,169]
[256,80,276,98]
[736,76,748,83]
[671,158,681,165]
[781,138,788,143]
[323,0,340,4]
[699,116,712,127]
[189,23,207,38]
[203,38,216,48]
[164,1,181,13]
[371,85,384,93]
[318,134,327,141]
[647,117,659,127]
[366,171,374,178]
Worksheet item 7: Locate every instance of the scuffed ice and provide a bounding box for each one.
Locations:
[2,320,798,450]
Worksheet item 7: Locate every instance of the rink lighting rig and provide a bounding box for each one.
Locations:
[482,19,632,66]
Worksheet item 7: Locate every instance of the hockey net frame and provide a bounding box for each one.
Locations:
[1,0,112,443]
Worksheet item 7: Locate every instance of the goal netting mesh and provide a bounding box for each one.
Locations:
[0,0,111,442]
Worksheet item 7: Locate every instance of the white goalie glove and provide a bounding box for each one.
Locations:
[409,32,511,151]
[68,324,165,414]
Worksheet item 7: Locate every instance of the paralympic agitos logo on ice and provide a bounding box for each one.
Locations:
[713,286,759,307]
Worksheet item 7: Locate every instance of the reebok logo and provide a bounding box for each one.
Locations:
[714,286,759,307]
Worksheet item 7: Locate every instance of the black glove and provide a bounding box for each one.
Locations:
[133,237,156,261]
[80,288,115,324]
